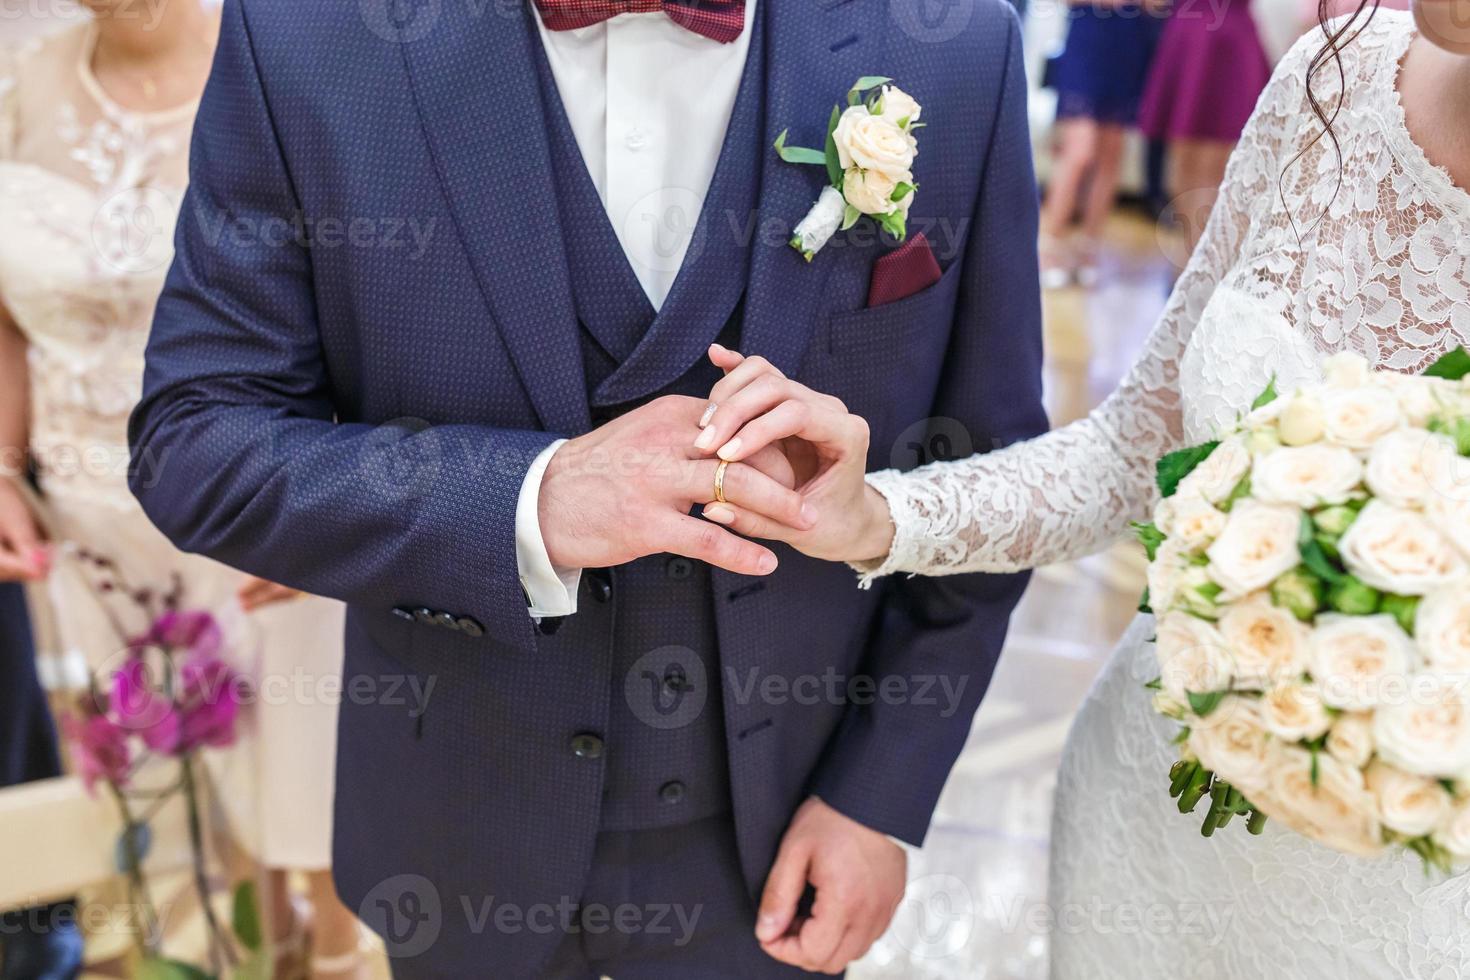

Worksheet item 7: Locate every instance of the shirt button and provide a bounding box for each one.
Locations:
[624,128,648,151]
[659,780,686,805]
[665,557,694,580]
[570,733,604,760]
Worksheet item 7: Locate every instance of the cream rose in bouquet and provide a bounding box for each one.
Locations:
[1136,348,1470,870]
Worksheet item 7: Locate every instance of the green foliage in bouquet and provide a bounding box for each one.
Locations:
[1423,346,1470,380]
[1155,441,1221,498]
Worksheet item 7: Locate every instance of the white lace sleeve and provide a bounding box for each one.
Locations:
[857,41,1309,582]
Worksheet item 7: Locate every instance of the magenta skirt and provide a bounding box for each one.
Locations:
[1137,0,1273,142]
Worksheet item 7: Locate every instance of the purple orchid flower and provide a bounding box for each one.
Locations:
[110,658,182,753]
[146,609,224,660]
[63,712,132,794]
[176,654,244,751]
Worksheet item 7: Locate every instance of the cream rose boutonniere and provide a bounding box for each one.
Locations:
[775,78,922,261]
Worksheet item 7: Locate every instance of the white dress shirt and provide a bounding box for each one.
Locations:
[515,4,758,618]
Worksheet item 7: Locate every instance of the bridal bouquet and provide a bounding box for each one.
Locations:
[1136,348,1470,869]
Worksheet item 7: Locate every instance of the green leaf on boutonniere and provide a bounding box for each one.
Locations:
[1424,345,1470,380]
[773,129,827,166]
[896,115,910,128]
[1155,440,1220,497]
[876,209,907,241]
[890,181,916,203]
[824,104,843,187]
[847,75,892,105]
[840,204,861,231]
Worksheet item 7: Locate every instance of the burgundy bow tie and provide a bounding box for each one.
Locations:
[534,0,746,44]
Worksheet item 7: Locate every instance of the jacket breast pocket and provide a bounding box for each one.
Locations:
[799,257,965,448]
[827,254,964,356]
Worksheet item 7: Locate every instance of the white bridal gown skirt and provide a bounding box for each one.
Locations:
[1047,615,1470,979]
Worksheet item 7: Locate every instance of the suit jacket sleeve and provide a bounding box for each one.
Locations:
[808,10,1048,844]
[128,0,557,655]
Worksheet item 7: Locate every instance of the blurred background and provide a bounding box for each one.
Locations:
[0,0,1343,977]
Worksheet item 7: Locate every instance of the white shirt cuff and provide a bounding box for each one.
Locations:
[515,439,583,619]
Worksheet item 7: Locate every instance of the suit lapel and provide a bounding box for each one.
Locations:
[590,1,770,408]
[399,4,590,436]
[740,0,885,378]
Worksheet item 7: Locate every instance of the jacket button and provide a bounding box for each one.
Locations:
[659,781,686,805]
[570,733,604,760]
[663,666,688,695]
[436,612,459,630]
[588,572,613,604]
[413,607,436,625]
[538,617,563,636]
[665,557,694,580]
[456,616,485,637]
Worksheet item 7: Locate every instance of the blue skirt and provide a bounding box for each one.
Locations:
[1051,4,1164,125]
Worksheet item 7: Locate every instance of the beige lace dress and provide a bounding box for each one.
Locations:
[0,22,344,870]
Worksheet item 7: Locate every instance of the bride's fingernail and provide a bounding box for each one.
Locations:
[704,505,735,525]
[717,438,742,461]
[801,503,818,527]
[694,426,718,451]
[757,553,778,575]
[699,403,718,428]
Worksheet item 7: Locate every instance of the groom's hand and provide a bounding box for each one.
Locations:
[757,797,906,974]
[538,395,812,576]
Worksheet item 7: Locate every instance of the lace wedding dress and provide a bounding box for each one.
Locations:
[863,13,1470,977]
[0,22,343,871]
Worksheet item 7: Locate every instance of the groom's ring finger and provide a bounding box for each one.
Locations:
[695,460,812,530]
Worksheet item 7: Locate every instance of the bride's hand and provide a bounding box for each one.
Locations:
[694,345,895,564]
[0,479,49,582]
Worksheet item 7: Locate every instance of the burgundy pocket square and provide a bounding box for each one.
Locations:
[866,232,943,308]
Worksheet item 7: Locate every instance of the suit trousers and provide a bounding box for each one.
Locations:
[536,814,829,980]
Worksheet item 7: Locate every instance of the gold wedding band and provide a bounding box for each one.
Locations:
[713,460,730,504]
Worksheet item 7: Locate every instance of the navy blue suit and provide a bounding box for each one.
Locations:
[130,1,1046,975]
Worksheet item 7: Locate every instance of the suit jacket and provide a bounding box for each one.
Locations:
[129,0,1048,972]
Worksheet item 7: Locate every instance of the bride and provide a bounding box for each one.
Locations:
[693,2,1470,976]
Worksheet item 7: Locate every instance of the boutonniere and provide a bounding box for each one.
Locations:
[774,76,923,262]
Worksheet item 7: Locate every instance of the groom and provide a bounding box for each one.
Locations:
[129,0,1046,975]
